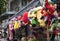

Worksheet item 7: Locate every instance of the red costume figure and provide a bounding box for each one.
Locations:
[41,0,56,25]
[22,11,29,25]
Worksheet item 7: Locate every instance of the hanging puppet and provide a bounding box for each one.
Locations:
[22,11,30,25]
[9,20,14,40]
[41,0,56,26]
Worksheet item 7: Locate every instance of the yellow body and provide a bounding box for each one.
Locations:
[14,21,19,29]
[36,10,45,27]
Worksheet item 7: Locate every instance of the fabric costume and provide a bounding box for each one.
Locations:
[41,0,55,26]
[22,11,29,24]
[14,21,19,29]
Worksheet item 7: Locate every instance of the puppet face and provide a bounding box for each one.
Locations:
[28,6,46,27]
[22,11,29,24]
[36,9,46,27]
[29,11,36,18]
[28,6,43,18]
[31,11,36,18]
[36,9,42,20]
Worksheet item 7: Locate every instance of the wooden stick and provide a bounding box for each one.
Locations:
[47,25,50,41]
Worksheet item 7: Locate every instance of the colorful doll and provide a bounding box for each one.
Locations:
[9,20,14,40]
[28,7,41,27]
[14,18,19,29]
[41,0,56,26]
[22,11,29,25]
[28,8,37,27]
[36,9,46,27]
[28,6,46,27]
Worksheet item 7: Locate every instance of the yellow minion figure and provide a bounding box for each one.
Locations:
[14,20,19,29]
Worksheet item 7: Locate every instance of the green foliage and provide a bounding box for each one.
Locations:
[0,0,6,14]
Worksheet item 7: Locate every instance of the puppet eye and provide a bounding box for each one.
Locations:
[40,16,44,19]
[34,11,37,14]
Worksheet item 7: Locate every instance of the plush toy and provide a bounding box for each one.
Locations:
[41,0,56,26]
[28,7,43,27]
[36,9,46,27]
[28,6,46,27]
[28,8,37,27]
[14,17,19,29]
[14,20,19,29]
[22,11,29,25]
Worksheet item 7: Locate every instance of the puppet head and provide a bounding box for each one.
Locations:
[17,15,22,20]
[22,11,29,25]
